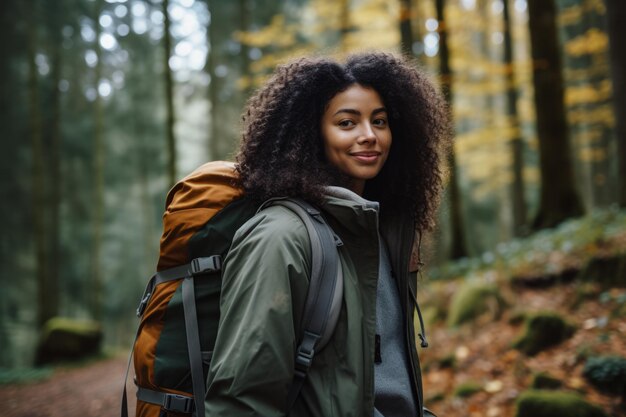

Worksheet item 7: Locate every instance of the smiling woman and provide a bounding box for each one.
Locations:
[321,84,392,195]
[198,52,451,417]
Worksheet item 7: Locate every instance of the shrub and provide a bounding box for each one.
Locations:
[513,312,575,356]
[515,390,607,417]
[583,355,626,398]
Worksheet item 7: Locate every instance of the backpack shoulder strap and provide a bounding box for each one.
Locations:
[259,198,343,411]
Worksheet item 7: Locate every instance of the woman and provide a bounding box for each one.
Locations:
[205,52,449,417]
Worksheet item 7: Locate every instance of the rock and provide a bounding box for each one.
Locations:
[35,317,103,366]
[447,282,506,327]
[531,372,563,390]
[513,312,575,356]
[515,390,607,417]
[583,355,626,399]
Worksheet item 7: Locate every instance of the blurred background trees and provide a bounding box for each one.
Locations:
[0,0,622,374]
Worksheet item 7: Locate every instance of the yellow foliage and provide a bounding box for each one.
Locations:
[567,104,615,126]
[579,147,607,163]
[565,80,612,106]
[234,15,297,48]
[565,28,608,57]
[560,0,605,27]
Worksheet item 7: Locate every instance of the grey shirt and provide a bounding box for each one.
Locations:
[373,238,419,417]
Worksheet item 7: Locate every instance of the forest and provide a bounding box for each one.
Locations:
[0,0,624,416]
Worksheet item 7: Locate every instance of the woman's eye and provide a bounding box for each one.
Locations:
[338,120,355,127]
[373,118,387,126]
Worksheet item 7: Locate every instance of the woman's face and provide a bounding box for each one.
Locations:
[321,84,392,195]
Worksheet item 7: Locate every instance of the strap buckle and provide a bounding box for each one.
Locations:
[136,292,151,317]
[190,256,222,276]
[162,393,194,414]
[294,344,315,378]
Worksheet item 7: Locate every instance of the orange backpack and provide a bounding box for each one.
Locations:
[122,161,343,417]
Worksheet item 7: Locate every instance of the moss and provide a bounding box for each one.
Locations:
[531,372,563,390]
[513,312,575,356]
[515,390,607,417]
[437,354,456,369]
[447,282,505,327]
[426,392,445,403]
[577,255,626,288]
[35,317,103,366]
[583,356,626,398]
[453,381,482,398]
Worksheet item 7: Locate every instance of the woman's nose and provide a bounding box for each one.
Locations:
[357,123,377,144]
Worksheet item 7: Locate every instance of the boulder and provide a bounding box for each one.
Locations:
[35,317,102,365]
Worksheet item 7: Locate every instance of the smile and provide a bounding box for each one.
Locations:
[350,152,382,164]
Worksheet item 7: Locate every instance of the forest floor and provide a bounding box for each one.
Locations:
[0,282,623,417]
[0,355,134,417]
[420,278,626,417]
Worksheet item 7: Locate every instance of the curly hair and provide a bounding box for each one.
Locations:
[236,51,450,233]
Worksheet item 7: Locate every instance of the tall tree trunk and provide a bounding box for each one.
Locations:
[527,0,584,229]
[26,0,49,327]
[436,0,468,259]
[47,4,63,319]
[503,0,527,236]
[605,0,626,207]
[162,0,177,185]
[399,0,414,57]
[239,0,251,98]
[339,0,350,51]
[207,1,220,160]
[91,0,105,321]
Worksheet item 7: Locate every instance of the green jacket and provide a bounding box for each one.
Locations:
[205,187,424,417]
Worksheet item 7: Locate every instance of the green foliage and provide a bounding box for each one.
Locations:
[583,355,626,397]
[531,372,563,390]
[453,381,482,398]
[447,282,505,327]
[430,208,626,282]
[513,312,575,356]
[515,390,608,417]
[0,367,53,385]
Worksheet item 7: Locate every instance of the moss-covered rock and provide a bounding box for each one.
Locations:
[447,282,506,327]
[531,372,563,390]
[577,255,626,288]
[35,317,102,365]
[515,390,607,417]
[583,355,626,398]
[513,312,575,356]
[453,381,482,398]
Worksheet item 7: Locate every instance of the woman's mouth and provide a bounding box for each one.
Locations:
[350,152,381,164]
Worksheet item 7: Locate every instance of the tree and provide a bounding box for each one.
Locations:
[436,0,468,259]
[90,0,105,321]
[399,0,414,57]
[162,0,177,185]
[503,0,527,235]
[605,0,626,207]
[527,0,584,229]
[25,0,51,327]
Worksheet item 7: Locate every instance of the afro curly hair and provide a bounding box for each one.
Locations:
[236,51,450,233]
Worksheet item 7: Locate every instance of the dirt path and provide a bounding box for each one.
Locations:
[0,356,136,417]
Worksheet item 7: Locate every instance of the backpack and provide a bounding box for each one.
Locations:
[121,161,343,417]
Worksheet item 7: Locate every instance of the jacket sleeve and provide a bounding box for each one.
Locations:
[204,206,311,417]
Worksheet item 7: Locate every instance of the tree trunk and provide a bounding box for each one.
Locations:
[26,0,50,327]
[503,0,527,236]
[399,0,413,57]
[527,0,584,229]
[207,0,220,160]
[47,3,63,320]
[162,0,177,185]
[436,0,468,259]
[605,0,626,207]
[339,0,350,51]
[239,0,251,97]
[90,0,105,321]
